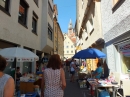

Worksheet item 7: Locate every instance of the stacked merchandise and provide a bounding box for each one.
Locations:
[78,65,88,88]
[78,80,87,88]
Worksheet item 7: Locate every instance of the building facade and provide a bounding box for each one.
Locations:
[64,20,76,60]
[57,23,64,60]
[76,0,104,70]
[76,0,103,50]
[41,0,54,58]
[64,33,75,60]
[53,5,64,60]
[0,0,54,74]
[53,4,58,54]
[101,0,130,74]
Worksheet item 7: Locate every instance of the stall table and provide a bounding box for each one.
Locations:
[88,80,119,97]
[20,81,35,93]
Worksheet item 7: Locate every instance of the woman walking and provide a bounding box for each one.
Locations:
[41,54,66,97]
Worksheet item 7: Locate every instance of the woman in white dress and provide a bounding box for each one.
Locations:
[41,54,66,97]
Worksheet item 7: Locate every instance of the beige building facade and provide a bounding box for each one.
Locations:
[64,20,76,60]
[57,23,64,60]
[64,33,75,60]
[53,5,58,54]
[53,5,64,60]
[76,0,104,70]
[0,0,54,73]
[76,0,104,50]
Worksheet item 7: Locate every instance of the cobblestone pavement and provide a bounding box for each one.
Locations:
[64,70,91,97]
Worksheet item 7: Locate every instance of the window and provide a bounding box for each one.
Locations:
[86,17,94,34]
[119,42,130,74]
[0,0,10,13]
[82,0,84,9]
[18,0,29,26]
[78,15,80,23]
[48,2,53,19]
[34,0,38,6]
[32,11,38,34]
[71,45,73,48]
[66,46,69,48]
[48,24,53,40]
[67,51,69,53]
[48,28,52,40]
[71,50,73,53]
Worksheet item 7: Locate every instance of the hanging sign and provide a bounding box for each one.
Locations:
[5,57,14,62]
[119,43,130,57]
[16,58,36,62]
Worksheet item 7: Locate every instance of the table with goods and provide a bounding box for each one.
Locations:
[19,72,43,97]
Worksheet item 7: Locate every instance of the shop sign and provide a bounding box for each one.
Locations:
[119,43,130,57]
[5,58,14,62]
[16,57,38,62]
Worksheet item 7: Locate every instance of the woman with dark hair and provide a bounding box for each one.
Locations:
[41,54,66,97]
[92,62,103,79]
[0,55,15,97]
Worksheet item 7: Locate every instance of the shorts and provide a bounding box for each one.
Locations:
[70,71,75,75]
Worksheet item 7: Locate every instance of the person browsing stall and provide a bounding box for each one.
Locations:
[70,59,77,82]
[92,62,103,79]
[0,55,15,97]
[16,67,22,82]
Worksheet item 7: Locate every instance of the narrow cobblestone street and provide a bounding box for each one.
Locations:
[64,71,91,97]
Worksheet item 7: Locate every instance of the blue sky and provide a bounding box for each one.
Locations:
[54,0,76,33]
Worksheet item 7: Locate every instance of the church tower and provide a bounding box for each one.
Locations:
[68,19,73,34]
[67,19,76,44]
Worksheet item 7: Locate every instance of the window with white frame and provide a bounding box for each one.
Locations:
[86,16,94,34]
[67,51,69,53]
[82,28,88,40]
[71,50,73,53]
[71,45,73,48]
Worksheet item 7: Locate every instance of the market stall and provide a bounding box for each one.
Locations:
[73,48,106,88]
[20,72,42,94]
[0,47,40,97]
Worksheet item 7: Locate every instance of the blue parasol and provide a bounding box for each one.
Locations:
[73,48,106,59]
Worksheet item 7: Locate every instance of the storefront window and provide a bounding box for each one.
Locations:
[23,62,32,73]
[119,43,130,74]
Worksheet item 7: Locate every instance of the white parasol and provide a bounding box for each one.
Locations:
[0,47,39,62]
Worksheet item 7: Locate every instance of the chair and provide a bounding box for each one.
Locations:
[121,80,130,97]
